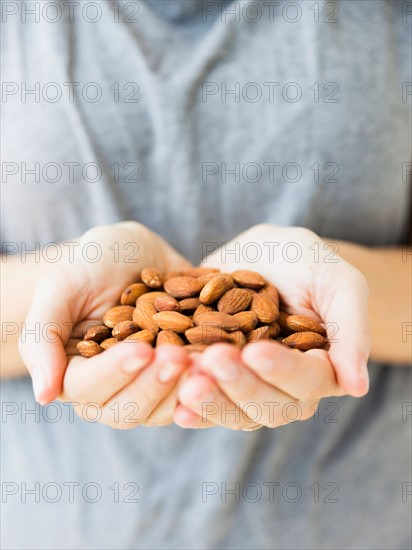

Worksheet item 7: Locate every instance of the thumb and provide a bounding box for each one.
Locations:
[19,273,77,404]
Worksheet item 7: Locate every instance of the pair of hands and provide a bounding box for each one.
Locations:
[19,222,370,431]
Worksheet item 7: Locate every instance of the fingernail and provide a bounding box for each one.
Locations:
[32,367,47,404]
[158,362,182,383]
[209,360,239,382]
[359,361,370,391]
[123,356,149,373]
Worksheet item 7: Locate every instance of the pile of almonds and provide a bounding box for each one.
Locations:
[77,267,328,358]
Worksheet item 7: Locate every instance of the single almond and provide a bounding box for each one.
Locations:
[185,325,232,345]
[193,303,214,322]
[282,331,326,351]
[194,311,240,332]
[231,269,266,289]
[153,311,194,333]
[217,288,252,314]
[258,283,280,307]
[156,330,184,347]
[124,329,156,344]
[180,267,220,278]
[251,294,279,324]
[199,275,230,305]
[77,340,102,357]
[84,324,111,343]
[184,344,207,353]
[137,291,169,306]
[141,268,164,289]
[154,295,181,313]
[246,326,270,343]
[164,276,203,299]
[179,297,201,313]
[100,337,117,350]
[232,311,258,333]
[103,305,135,328]
[112,320,139,341]
[133,303,159,334]
[268,321,281,338]
[281,314,326,336]
[120,283,150,305]
[227,330,247,348]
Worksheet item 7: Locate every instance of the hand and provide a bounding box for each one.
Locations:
[19,221,193,428]
[174,224,370,430]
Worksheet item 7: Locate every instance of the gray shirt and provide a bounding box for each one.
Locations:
[1,1,411,548]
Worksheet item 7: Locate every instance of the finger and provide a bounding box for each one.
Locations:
[173,404,217,429]
[99,345,190,428]
[198,344,317,427]
[19,273,79,405]
[60,342,154,405]
[316,263,370,397]
[177,374,259,430]
[241,341,343,401]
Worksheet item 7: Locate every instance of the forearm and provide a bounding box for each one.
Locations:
[336,241,411,365]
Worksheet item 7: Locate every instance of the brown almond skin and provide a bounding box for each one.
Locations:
[282,331,326,351]
[124,329,156,344]
[84,325,111,343]
[251,294,279,324]
[258,283,280,307]
[228,330,247,348]
[141,268,164,289]
[199,276,228,305]
[194,312,241,332]
[154,295,181,313]
[281,314,326,336]
[232,311,258,333]
[185,325,232,345]
[184,344,208,353]
[77,340,102,357]
[103,306,135,328]
[133,303,159,335]
[156,330,184,347]
[153,311,194,333]
[217,288,252,314]
[120,283,150,305]
[164,276,203,299]
[137,291,168,306]
[231,269,266,289]
[246,326,270,343]
[112,320,139,341]
[179,267,220,278]
[179,297,201,313]
[268,321,281,338]
[193,303,214,322]
[100,338,117,350]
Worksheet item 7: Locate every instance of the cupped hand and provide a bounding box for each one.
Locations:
[174,224,370,430]
[19,221,192,427]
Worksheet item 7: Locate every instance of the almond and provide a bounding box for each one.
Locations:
[154,295,181,312]
[194,311,240,332]
[227,330,247,348]
[259,283,279,307]
[100,338,117,350]
[217,288,252,314]
[153,311,194,332]
[164,276,203,299]
[77,340,102,357]
[268,321,281,338]
[184,343,208,353]
[282,331,326,351]
[179,297,201,313]
[185,325,232,345]
[232,269,266,289]
[199,276,231,305]
[156,330,184,347]
[84,325,111,343]
[193,303,214,322]
[124,329,156,344]
[133,303,159,334]
[246,326,270,343]
[232,311,258,332]
[137,291,169,306]
[280,314,326,336]
[103,305,135,328]
[112,320,139,340]
[251,294,279,324]
[180,267,220,278]
[141,268,164,289]
[120,283,150,305]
